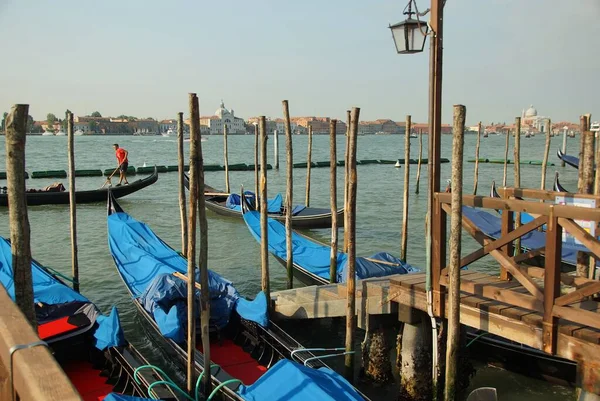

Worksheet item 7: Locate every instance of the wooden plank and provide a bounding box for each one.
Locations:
[525,265,593,288]
[558,217,600,260]
[543,211,562,354]
[0,286,81,401]
[555,281,600,306]
[553,305,600,330]
[499,187,600,202]
[440,275,543,312]
[571,326,600,345]
[513,247,545,263]
[436,192,600,222]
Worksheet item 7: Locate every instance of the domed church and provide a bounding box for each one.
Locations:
[200,100,246,134]
[521,105,551,133]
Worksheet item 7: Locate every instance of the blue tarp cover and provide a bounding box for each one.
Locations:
[0,237,124,350]
[108,211,268,342]
[462,206,596,268]
[226,192,284,213]
[103,394,153,401]
[94,306,126,350]
[238,359,364,401]
[242,210,418,282]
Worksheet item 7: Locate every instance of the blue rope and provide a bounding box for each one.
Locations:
[45,266,78,285]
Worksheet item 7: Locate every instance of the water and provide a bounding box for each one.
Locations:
[0,133,581,400]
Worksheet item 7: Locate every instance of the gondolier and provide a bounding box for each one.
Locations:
[113,144,129,186]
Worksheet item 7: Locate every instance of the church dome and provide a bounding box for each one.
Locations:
[215,100,230,118]
[525,105,538,118]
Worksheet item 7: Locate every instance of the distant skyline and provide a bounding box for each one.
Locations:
[0,0,598,125]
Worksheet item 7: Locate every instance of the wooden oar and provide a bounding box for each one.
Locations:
[173,271,201,290]
[363,257,401,267]
[101,166,121,188]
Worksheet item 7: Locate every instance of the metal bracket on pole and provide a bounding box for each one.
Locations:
[8,340,49,401]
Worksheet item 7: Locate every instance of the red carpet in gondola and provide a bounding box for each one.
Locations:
[62,360,114,401]
[198,339,268,384]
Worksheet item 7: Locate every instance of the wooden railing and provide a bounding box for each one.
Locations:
[432,188,600,356]
[0,286,81,401]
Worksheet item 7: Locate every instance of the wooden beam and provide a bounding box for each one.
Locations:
[456,207,544,300]
[513,247,545,263]
[525,265,594,288]
[439,276,543,312]
[500,206,513,281]
[173,271,201,290]
[553,305,600,330]
[497,187,600,202]
[555,281,600,306]
[435,193,600,222]
[444,215,547,274]
[543,209,561,354]
[558,217,600,260]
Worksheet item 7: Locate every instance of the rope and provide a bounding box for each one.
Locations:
[466,332,489,348]
[45,266,78,285]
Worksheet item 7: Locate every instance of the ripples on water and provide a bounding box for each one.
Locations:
[0,134,579,400]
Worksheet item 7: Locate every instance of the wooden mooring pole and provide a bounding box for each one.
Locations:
[197,102,212,396]
[5,104,36,328]
[178,112,188,256]
[186,94,199,394]
[344,110,350,252]
[66,111,79,292]
[541,118,551,191]
[273,129,279,170]
[401,115,411,262]
[282,101,294,290]
[345,107,360,383]
[577,115,591,190]
[223,124,230,194]
[306,125,313,207]
[254,123,259,206]
[502,130,509,187]
[561,127,567,167]
[473,122,481,195]
[259,116,271,310]
[415,130,423,194]
[577,130,594,278]
[444,104,466,401]
[514,117,522,255]
[329,119,338,284]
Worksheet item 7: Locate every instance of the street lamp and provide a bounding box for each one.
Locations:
[388,1,429,54]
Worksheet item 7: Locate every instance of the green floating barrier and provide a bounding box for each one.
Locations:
[136,166,167,174]
[293,162,308,168]
[104,167,136,176]
[360,159,379,165]
[75,169,103,177]
[337,160,345,166]
[228,163,248,171]
[204,164,223,171]
[379,159,397,164]
[32,170,67,179]
[488,159,507,164]
[0,172,28,179]
[440,158,450,163]
[167,165,179,172]
[266,164,273,170]
[315,161,330,167]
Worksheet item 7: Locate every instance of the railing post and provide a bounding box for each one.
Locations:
[500,192,513,281]
[543,207,562,354]
[432,195,445,317]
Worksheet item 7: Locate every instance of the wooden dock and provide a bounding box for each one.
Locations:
[273,187,600,395]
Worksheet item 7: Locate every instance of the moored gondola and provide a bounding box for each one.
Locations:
[553,172,569,192]
[557,149,580,169]
[0,236,181,401]
[106,192,367,401]
[0,167,158,207]
[183,174,343,229]
[240,191,418,286]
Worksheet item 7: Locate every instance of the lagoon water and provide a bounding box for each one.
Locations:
[0,133,580,400]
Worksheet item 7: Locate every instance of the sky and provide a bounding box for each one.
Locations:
[0,0,598,125]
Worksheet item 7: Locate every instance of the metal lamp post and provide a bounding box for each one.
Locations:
[389,0,444,397]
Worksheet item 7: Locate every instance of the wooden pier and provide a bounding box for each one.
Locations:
[273,187,600,395]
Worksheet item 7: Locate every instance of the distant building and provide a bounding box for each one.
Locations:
[521,105,550,134]
[200,100,245,134]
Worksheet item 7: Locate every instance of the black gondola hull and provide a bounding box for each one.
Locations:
[0,168,158,206]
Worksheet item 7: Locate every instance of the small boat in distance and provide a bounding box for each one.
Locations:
[162,128,174,137]
[42,130,54,136]
[55,130,66,136]
[74,129,84,136]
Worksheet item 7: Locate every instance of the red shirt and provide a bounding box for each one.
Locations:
[115,148,128,164]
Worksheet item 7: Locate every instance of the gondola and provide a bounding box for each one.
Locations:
[240,191,419,286]
[0,167,158,207]
[107,192,367,401]
[0,236,181,401]
[183,174,343,229]
[557,149,580,169]
[553,172,569,192]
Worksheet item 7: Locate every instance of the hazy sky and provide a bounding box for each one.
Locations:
[0,0,598,124]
